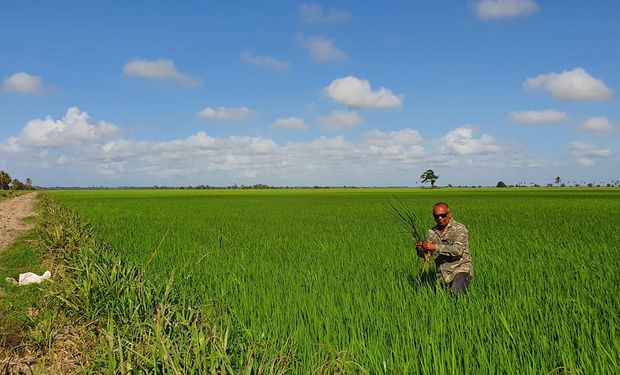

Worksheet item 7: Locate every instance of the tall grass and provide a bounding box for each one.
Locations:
[48,188,620,373]
[387,198,428,272]
[34,195,300,374]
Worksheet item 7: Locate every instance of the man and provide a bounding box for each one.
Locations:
[416,202,473,294]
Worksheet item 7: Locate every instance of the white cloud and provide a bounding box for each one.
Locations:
[441,127,504,155]
[524,68,613,101]
[123,58,202,86]
[0,111,566,186]
[569,142,611,158]
[509,109,568,123]
[196,107,256,122]
[1,72,45,94]
[578,116,615,133]
[240,51,291,70]
[569,141,611,167]
[364,128,423,146]
[0,107,119,152]
[363,129,425,159]
[296,35,346,62]
[299,3,351,24]
[316,110,363,130]
[272,117,307,129]
[475,0,539,19]
[324,76,403,109]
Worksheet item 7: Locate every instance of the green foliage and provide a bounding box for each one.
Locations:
[0,233,46,351]
[48,188,620,373]
[0,170,33,191]
[387,198,426,241]
[0,170,11,190]
[30,195,297,374]
[420,169,439,188]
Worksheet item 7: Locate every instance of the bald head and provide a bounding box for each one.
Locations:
[433,202,449,210]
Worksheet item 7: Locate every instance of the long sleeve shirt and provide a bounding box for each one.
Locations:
[426,219,473,284]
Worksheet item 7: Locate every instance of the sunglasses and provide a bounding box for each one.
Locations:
[433,213,449,219]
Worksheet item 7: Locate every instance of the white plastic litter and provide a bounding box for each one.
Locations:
[5,270,51,286]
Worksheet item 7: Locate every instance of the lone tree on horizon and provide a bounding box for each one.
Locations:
[420,169,439,188]
[555,176,561,186]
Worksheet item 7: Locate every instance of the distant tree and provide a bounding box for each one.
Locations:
[11,178,24,190]
[496,181,507,188]
[420,169,439,188]
[555,176,561,186]
[0,170,11,190]
[25,178,33,189]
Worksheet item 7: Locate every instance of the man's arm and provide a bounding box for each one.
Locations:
[434,227,468,257]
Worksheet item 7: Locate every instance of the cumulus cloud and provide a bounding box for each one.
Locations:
[299,3,351,24]
[272,117,307,129]
[509,109,568,124]
[296,35,346,62]
[474,0,539,19]
[569,141,611,166]
[363,129,425,159]
[1,72,45,94]
[123,58,202,86]
[578,116,615,133]
[324,76,403,109]
[441,127,504,155]
[524,68,613,101]
[0,110,551,186]
[0,107,119,152]
[240,51,291,70]
[196,107,256,122]
[316,110,363,130]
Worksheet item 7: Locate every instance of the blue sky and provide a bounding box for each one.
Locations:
[1,0,619,186]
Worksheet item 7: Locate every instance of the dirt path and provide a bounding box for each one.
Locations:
[0,192,38,252]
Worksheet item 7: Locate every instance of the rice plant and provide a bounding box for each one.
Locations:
[387,198,430,273]
[46,188,620,373]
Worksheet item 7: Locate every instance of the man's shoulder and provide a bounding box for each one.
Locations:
[449,220,468,232]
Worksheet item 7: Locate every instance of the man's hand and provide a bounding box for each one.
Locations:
[417,241,437,252]
[415,241,425,258]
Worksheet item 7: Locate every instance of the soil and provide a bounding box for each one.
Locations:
[0,192,38,252]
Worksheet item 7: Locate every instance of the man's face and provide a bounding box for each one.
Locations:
[433,206,451,227]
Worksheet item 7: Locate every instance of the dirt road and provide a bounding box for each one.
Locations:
[0,192,38,252]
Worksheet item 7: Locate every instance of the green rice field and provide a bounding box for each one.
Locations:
[50,188,620,373]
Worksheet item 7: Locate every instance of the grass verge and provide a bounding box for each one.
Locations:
[0,231,47,366]
[0,190,23,202]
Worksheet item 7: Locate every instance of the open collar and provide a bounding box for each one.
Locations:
[433,218,454,237]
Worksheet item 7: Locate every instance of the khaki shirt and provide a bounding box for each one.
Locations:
[426,219,473,284]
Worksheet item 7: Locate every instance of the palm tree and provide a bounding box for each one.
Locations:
[420,169,439,188]
[11,178,24,191]
[555,176,561,186]
[0,170,11,190]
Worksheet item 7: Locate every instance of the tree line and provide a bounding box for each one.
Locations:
[0,170,34,190]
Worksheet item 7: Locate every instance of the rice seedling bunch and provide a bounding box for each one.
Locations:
[387,198,430,273]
